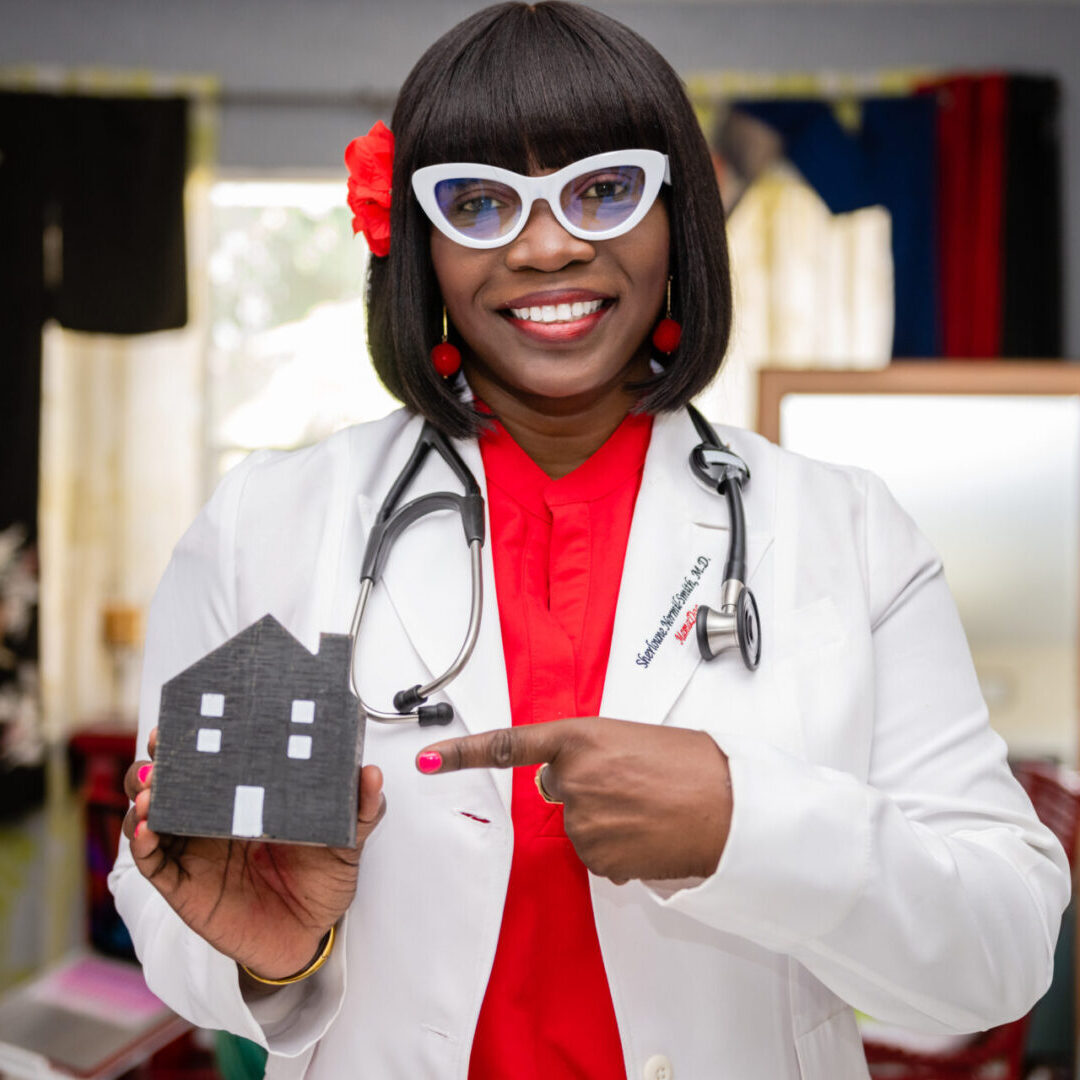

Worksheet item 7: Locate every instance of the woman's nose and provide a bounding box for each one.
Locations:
[504,199,595,272]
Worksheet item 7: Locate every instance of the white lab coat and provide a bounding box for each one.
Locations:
[109,407,1069,1080]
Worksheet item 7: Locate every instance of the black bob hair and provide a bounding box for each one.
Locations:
[366,1,732,437]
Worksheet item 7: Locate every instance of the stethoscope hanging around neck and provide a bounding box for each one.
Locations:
[351,406,761,729]
[348,422,486,726]
[686,404,762,671]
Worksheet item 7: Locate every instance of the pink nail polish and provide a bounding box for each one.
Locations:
[134,821,145,840]
[417,751,442,774]
[137,765,152,785]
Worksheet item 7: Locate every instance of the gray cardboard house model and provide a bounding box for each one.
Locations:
[148,615,364,847]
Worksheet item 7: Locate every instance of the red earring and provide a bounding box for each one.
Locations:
[431,307,462,378]
[651,278,682,354]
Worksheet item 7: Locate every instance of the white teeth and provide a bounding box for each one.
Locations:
[509,298,605,323]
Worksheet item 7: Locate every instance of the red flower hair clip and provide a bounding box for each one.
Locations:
[345,120,394,257]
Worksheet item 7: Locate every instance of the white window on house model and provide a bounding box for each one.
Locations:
[197,728,221,753]
[201,692,225,717]
[291,699,315,723]
[288,734,312,760]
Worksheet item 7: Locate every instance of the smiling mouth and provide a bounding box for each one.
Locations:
[499,297,614,343]
[506,298,611,324]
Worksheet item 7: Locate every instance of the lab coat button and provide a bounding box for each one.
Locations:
[643,1054,673,1080]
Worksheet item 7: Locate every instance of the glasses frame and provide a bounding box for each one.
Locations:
[411,149,672,250]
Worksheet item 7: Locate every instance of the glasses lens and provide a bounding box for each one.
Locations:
[433,178,521,241]
[560,165,646,233]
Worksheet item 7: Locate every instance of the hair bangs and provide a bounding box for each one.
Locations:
[408,3,669,174]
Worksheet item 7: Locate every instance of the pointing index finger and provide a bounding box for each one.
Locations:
[417,720,574,774]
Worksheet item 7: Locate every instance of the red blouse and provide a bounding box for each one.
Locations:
[468,411,654,1080]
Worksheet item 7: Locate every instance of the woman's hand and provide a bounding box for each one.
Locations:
[123,727,385,981]
[416,718,731,884]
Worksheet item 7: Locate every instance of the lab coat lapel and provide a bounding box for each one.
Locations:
[353,415,513,760]
[600,410,775,727]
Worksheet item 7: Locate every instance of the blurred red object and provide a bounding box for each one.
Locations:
[70,723,139,958]
[136,1031,221,1079]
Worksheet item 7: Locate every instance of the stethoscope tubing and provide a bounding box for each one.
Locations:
[685,406,760,670]
[349,421,486,725]
[348,539,483,724]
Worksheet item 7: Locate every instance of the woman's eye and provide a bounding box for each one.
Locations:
[457,194,505,214]
[579,176,630,200]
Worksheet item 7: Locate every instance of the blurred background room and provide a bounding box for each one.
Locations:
[0,0,1078,1077]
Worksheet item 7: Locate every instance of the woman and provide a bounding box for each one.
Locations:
[110,4,1069,1078]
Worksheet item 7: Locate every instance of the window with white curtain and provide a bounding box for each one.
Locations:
[206,180,398,490]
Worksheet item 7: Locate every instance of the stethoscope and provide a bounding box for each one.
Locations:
[349,405,760,727]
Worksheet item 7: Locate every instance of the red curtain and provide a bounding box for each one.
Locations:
[931,74,1007,358]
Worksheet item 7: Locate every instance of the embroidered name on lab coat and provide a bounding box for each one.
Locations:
[635,555,711,669]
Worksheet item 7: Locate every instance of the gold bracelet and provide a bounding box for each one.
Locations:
[239,924,336,986]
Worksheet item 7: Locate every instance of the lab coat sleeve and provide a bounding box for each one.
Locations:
[651,468,1071,1034]
[107,451,348,1059]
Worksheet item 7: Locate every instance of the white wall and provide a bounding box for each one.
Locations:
[3,0,1078,354]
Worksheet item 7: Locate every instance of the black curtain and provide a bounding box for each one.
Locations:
[0,92,188,817]
[1002,77,1062,357]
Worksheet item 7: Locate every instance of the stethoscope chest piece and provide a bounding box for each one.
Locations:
[695,581,761,671]
[737,587,761,670]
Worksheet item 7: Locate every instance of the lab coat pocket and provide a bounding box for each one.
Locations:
[674,597,848,762]
[772,596,845,663]
[793,1007,870,1080]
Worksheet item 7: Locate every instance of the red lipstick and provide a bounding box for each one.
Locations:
[504,306,610,343]
[499,288,614,344]
[500,288,610,310]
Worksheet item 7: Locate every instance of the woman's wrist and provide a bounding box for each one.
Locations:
[238,925,336,988]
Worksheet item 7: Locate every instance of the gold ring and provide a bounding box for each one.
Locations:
[534,763,562,805]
